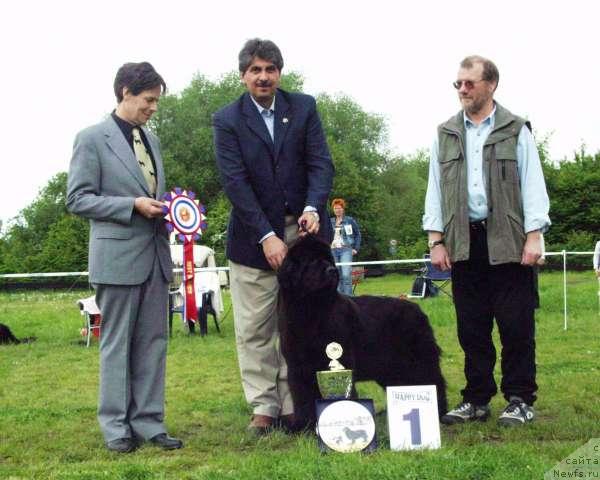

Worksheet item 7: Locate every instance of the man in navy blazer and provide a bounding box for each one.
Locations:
[213,38,334,434]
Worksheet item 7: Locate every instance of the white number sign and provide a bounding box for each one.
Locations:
[386,385,441,451]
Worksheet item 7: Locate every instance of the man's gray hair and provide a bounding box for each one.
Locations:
[460,55,499,89]
[238,38,284,74]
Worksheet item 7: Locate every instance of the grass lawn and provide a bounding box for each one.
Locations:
[0,271,598,479]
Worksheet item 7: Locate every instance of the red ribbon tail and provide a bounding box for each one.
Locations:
[183,239,197,322]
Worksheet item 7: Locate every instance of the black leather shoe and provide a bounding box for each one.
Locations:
[149,433,183,450]
[106,438,137,453]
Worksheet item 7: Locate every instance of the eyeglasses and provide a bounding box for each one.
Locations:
[453,79,485,90]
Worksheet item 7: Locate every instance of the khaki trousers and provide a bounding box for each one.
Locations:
[229,216,299,418]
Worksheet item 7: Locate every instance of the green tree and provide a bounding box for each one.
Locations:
[33,214,89,272]
[0,173,86,273]
[542,147,600,267]
[375,150,431,261]
[316,94,388,259]
[0,236,8,274]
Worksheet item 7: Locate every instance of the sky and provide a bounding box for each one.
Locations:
[1,0,598,229]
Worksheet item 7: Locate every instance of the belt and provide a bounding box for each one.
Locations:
[469,219,487,230]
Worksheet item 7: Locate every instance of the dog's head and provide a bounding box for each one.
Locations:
[278,235,339,302]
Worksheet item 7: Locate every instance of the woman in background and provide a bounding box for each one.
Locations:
[330,198,361,296]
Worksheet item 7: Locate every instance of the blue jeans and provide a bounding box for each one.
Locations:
[332,248,353,296]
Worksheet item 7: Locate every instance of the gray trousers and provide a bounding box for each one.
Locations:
[229,216,299,418]
[93,257,169,442]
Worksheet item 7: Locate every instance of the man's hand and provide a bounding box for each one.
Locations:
[134,197,165,219]
[521,230,542,266]
[352,249,357,256]
[298,212,320,236]
[430,244,452,271]
[262,235,288,270]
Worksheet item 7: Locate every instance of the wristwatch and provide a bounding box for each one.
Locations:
[428,239,444,249]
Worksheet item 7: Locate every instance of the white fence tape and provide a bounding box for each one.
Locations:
[0,251,595,331]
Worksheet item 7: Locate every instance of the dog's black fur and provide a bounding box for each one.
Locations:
[0,323,36,345]
[0,323,21,344]
[277,235,447,430]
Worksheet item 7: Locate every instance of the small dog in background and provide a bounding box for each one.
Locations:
[0,323,36,345]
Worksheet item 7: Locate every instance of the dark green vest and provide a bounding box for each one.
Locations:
[437,103,530,264]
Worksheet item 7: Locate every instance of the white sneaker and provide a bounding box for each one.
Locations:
[440,401,491,425]
[498,396,535,426]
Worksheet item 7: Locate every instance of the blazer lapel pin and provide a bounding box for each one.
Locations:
[282,117,289,124]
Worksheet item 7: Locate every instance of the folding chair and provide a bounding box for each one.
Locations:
[408,254,452,299]
[169,243,224,336]
[423,254,452,298]
[77,296,101,347]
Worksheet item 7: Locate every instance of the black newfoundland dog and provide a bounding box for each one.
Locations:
[277,235,447,430]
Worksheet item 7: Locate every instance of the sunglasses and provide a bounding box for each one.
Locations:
[453,79,485,90]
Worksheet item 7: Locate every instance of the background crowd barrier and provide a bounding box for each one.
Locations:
[0,251,595,331]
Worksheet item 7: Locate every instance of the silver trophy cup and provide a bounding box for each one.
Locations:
[316,342,353,399]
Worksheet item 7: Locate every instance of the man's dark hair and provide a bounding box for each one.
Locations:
[113,62,166,103]
[238,38,284,74]
[460,55,500,90]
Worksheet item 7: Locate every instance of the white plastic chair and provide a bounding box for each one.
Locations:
[169,243,223,335]
[77,296,101,347]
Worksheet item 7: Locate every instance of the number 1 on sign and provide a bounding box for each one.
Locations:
[402,408,422,445]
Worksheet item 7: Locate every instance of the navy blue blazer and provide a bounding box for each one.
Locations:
[213,89,334,270]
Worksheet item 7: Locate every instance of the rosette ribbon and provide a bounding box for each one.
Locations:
[163,188,207,323]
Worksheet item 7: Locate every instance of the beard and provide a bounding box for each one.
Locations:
[460,92,492,116]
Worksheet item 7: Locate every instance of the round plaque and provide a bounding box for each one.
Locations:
[316,400,376,453]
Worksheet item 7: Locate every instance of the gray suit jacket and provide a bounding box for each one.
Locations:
[67,116,173,285]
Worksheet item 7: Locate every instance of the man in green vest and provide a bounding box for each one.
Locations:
[423,55,550,427]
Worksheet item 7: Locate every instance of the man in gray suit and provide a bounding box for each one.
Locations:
[67,62,182,452]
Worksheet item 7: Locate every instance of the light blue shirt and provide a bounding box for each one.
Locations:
[250,95,275,141]
[423,106,551,234]
[249,94,317,243]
